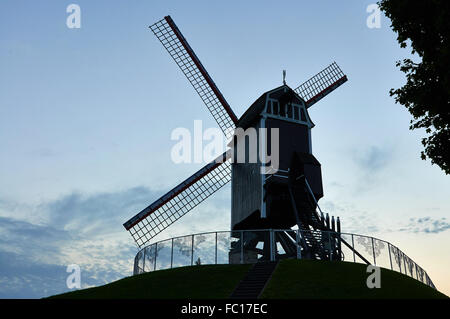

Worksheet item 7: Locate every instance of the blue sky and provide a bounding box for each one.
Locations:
[1,0,449,298]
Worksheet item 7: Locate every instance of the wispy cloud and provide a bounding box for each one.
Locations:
[0,185,230,298]
[352,145,392,173]
[0,250,67,299]
[43,186,159,235]
[399,217,450,234]
[319,200,381,235]
[0,187,162,298]
[318,200,450,237]
[349,145,394,194]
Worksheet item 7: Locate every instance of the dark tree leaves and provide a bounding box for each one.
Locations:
[378,0,450,174]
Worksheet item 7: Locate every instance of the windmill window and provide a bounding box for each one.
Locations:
[279,103,286,117]
[287,104,293,118]
[293,106,299,120]
[300,108,306,121]
[266,101,272,114]
[272,101,279,115]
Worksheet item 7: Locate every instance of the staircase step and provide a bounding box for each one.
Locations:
[230,261,278,299]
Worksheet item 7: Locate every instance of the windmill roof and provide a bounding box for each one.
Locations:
[237,84,306,129]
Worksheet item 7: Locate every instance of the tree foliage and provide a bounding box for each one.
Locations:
[378,0,450,174]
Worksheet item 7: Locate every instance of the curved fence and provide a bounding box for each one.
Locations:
[133,229,435,289]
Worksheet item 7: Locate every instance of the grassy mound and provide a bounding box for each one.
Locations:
[260,259,447,299]
[49,260,447,299]
[49,264,251,299]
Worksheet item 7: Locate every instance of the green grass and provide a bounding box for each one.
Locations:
[49,264,251,299]
[48,260,447,299]
[261,259,448,299]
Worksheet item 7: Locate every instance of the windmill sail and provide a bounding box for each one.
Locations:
[150,16,238,139]
[294,62,347,108]
[123,151,231,248]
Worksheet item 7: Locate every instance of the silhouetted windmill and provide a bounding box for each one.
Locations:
[123,16,353,262]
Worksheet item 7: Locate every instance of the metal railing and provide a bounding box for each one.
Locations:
[132,229,436,289]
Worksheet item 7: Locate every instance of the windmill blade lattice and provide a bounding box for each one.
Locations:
[294,62,348,108]
[123,151,231,248]
[150,16,238,139]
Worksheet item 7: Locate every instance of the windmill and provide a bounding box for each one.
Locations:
[123,16,356,263]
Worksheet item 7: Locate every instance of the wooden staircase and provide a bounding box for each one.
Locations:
[230,261,278,299]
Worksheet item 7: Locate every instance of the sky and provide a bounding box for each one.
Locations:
[0,0,449,298]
